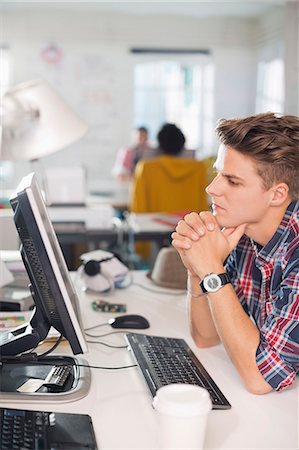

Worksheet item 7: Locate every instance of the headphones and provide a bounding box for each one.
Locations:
[78,260,113,293]
[84,258,110,276]
[78,251,130,292]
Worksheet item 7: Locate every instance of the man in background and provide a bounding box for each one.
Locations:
[112,126,157,182]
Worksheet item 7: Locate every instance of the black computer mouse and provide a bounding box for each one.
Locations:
[109,314,150,329]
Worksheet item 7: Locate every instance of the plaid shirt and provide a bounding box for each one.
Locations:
[225,199,299,391]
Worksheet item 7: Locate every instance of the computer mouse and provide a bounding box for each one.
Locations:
[109,314,150,329]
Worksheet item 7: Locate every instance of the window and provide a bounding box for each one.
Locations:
[255,58,284,113]
[133,58,215,158]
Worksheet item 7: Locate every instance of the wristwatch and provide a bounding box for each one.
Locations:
[200,273,231,293]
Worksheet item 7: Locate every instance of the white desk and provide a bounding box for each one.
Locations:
[1,271,298,449]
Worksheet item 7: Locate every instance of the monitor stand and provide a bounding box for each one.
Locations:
[0,355,91,403]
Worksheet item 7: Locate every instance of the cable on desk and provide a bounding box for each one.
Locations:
[86,339,128,349]
[85,322,141,334]
[84,322,109,332]
[84,329,148,338]
[84,329,126,338]
[75,363,137,370]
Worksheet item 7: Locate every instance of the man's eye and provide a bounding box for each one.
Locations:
[227,179,239,186]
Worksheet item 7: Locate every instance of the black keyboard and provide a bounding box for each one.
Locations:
[0,407,98,450]
[126,333,231,410]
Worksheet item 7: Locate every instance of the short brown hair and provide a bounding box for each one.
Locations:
[215,112,299,200]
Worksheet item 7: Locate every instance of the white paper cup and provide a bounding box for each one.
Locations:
[153,384,212,450]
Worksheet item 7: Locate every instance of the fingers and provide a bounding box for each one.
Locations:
[221,227,236,237]
[183,211,219,233]
[174,214,200,242]
[175,211,216,237]
[173,211,220,243]
[171,232,192,250]
[198,211,219,231]
[172,210,220,249]
[225,223,247,251]
[182,212,205,237]
[222,223,247,238]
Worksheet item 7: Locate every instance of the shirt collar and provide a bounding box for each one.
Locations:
[251,199,299,263]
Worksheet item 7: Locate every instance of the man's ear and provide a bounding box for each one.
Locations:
[270,183,289,205]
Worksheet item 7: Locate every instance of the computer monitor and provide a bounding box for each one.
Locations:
[0,173,87,357]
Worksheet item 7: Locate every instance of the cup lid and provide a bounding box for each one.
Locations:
[153,384,212,417]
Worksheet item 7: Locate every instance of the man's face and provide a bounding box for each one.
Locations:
[137,130,148,146]
[206,145,274,229]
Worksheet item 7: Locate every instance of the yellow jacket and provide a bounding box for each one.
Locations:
[130,155,209,213]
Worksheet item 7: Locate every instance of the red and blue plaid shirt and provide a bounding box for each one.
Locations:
[225,199,299,391]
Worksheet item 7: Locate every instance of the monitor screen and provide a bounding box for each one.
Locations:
[0,173,87,357]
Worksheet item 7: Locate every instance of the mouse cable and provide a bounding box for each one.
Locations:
[74,363,137,370]
[84,330,148,338]
[86,339,128,349]
[84,322,108,332]
[131,282,186,296]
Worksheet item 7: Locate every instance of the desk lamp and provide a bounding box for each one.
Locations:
[0,79,88,161]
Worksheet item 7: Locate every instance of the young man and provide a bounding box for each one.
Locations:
[171,113,299,394]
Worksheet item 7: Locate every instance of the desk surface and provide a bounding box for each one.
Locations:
[1,271,298,449]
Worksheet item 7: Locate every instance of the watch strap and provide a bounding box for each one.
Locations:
[218,273,230,286]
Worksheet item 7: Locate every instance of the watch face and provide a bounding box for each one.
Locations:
[203,274,221,292]
[207,277,219,290]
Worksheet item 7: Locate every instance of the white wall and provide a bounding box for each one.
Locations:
[1,4,291,191]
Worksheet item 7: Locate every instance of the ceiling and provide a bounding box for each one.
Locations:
[0,0,287,19]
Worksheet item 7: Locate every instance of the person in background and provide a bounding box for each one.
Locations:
[130,123,208,214]
[112,126,157,182]
[171,112,299,394]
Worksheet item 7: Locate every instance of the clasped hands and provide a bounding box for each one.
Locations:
[171,211,247,279]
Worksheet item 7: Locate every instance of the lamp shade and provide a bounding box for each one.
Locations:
[0,79,88,160]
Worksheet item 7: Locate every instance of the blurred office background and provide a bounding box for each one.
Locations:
[0,0,298,194]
